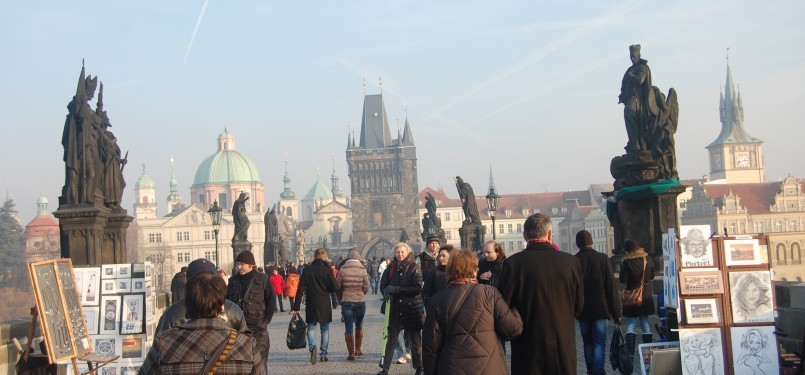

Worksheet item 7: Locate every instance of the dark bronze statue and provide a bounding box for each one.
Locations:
[97,83,127,208]
[232,192,250,243]
[455,176,481,224]
[265,208,279,243]
[613,44,679,185]
[421,192,446,241]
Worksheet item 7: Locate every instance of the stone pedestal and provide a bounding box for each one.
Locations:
[105,209,133,264]
[264,241,279,266]
[459,222,486,252]
[54,202,110,266]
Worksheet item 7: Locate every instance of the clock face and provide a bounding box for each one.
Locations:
[736,153,751,168]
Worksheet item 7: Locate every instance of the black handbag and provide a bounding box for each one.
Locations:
[610,324,633,375]
[286,312,308,350]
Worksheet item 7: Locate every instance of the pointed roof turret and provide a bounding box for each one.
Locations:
[280,155,296,199]
[359,94,392,149]
[488,165,498,194]
[708,62,762,147]
[331,155,344,198]
[167,157,181,205]
[402,117,415,146]
[347,132,353,150]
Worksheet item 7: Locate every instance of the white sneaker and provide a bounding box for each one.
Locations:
[396,356,407,364]
[405,353,412,360]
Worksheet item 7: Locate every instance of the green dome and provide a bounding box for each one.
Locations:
[194,150,261,184]
[136,173,155,189]
[304,179,333,200]
[37,195,48,205]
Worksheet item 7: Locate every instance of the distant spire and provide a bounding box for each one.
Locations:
[708,55,762,147]
[167,157,181,208]
[488,164,497,194]
[331,154,343,198]
[379,76,383,94]
[363,77,367,95]
[281,153,295,199]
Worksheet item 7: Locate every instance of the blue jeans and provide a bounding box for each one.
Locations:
[578,319,607,375]
[340,301,366,333]
[307,322,330,355]
[624,316,650,334]
[370,277,380,293]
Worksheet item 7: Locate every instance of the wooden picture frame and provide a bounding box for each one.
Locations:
[684,297,721,325]
[729,271,774,324]
[724,239,762,266]
[27,259,92,363]
[679,270,724,295]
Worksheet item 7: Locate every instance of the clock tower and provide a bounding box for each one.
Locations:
[706,62,764,183]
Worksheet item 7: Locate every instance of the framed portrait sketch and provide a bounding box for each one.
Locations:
[121,294,145,334]
[102,279,117,295]
[101,264,117,279]
[83,306,100,335]
[131,279,146,293]
[730,326,779,375]
[679,270,724,295]
[680,328,725,375]
[679,225,715,268]
[117,264,131,278]
[117,279,132,293]
[724,239,762,266]
[683,298,720,325]
[100,295,121,335]
[729,271,774,324]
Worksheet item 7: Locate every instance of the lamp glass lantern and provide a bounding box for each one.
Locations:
[486,187,500,240]
[208,200,223,267]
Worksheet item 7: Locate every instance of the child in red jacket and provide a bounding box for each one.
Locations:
[269,268,286,312]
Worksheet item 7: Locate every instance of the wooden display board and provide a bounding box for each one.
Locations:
[675,232,778,375]
[27,259,92,363]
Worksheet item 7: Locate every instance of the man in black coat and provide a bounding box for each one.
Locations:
[497,213,584,375]
[418,234,440,279]
[170,267,187,303]
[226,250,276,367]
[574,230,621,375]
[292,247,337,364]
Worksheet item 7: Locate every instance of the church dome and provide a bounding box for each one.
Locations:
[37,195,48,205]
[304,178,333,201]
[136,172,155,189]
[193,128,262,185]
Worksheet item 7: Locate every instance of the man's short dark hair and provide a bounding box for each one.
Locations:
[523,213,552,240]
[180,267,188,273]
[185,273,226,319]
[314,247,327,260]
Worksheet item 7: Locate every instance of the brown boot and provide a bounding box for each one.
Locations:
[345,333,355,360]
[355,329,364,356]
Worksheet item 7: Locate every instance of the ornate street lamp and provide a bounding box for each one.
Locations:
[486,186,500,240]
[208,200,223,269]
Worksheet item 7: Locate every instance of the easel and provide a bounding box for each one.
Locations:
[26,259,119,375]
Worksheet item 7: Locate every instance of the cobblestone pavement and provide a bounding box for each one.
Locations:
[266,295,645,374]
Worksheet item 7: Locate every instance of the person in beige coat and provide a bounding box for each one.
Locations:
[336,250,369,360]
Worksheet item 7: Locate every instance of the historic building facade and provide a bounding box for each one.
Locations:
[23,195,60,262]
[346,93,420,258]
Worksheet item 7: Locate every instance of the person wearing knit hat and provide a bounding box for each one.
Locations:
[226,250,276,365]
[574,230,621,375]
[156,258,247,335]
[419,235,440,281]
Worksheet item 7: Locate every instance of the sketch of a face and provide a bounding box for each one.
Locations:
[746,331,763,354]
[745,284,761,306]
[682,228,708,258]
[686,242,707,258]
[735,274,771,318]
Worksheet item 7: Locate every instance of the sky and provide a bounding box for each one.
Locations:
[1,0,804,224]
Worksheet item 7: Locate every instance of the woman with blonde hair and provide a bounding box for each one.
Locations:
[423,249,522,375]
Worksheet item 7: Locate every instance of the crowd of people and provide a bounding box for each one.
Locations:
[145,212,657,375]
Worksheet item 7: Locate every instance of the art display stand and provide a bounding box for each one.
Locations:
[25,259,118,375]
[673,233,778,375]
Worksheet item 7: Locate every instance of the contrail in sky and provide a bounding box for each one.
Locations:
[183,0,210,67]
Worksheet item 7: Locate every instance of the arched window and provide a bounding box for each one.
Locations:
[791,243,802,264]
[776,243,787,265]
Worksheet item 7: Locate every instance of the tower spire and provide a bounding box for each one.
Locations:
[708,55,762,147]
[280,152,295,199]
[331,154,343,198]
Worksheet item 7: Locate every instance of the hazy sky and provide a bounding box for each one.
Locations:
[2,1,803,223]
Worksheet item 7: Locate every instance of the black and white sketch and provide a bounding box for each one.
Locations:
[724,239,762,266]
[121,294,144,334]
[102,265,117,278]
[83,306,99,335]
[94,336,119,356]
[680,225,714,268]
[730,326,778,375]
[120,366,140,375]
[132,279,145,293]
[117,264,130,278]
[82,267,100,304]
[117,279,131,293]
[729,271,774,323]
[101,365,117,375]
[680,328,724,375]
[684,298,720,325]
[102,280,116,295]
[100,296,121,335]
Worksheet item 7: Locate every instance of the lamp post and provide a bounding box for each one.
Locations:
[486,186,500,240]
[208,200,223,269]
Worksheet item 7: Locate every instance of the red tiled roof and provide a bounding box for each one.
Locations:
[25,215,59,236]
[702,182,784,214]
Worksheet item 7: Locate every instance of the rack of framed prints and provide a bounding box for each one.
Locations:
[676,225,778,375]
[69,262,156,375]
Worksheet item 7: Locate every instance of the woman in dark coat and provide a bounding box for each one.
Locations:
[478,240,506,287]
[378,243,425,375]
[619,239,656,359]
[423,249,522,375]
[422,245,452,306]
[291,248,338,363]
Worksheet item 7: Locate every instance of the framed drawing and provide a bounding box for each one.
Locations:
[724,239,761,266]
[93,335,122,357]
[679,270,724,295]
[119,365,141,375]
[680,328,725,375]
[121,336,144,360]
[102,264,117,279]
[729,271,774,323]
[117,279,132,293]
[730,326,779,375]
[679,225,715,268]
[131,263,145,278]
[83,306,100,335]
[683,298,720,325]
[132,278,146,293]
[117,264,131,279]
[102,279,117,295]
[100,365,118,375]
[81,267,101,305]
[121,294,144,334]
[100,295,121,335]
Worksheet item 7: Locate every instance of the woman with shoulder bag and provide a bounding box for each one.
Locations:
[619,239,655,365]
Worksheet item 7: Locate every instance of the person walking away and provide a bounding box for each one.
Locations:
[170,267,187,304]
[336,250,369,360]
[269,268,286,313]
[423,248,522,375]
[284,268,300,313]
[478,240,506,287]
[329,261,340,309]
[226,250,276,366]
[620,239,656,367]
[496,213,584,375]
[422,245,453,306]
[140,273,265,375]
[575,230,621,375]
[292,248,338,364]
[368,256,380,294]
[378,243,425,375]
